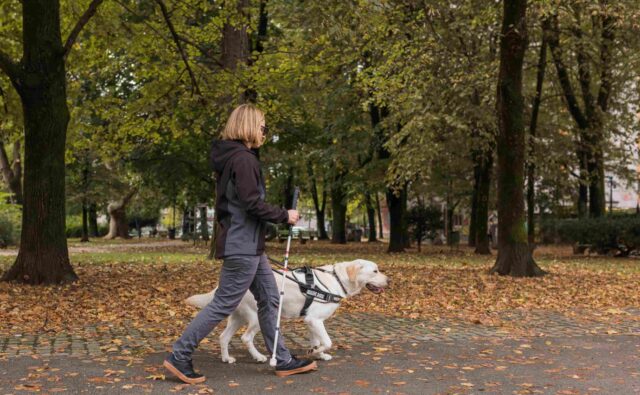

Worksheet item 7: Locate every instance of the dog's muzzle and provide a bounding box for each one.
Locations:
[366,283,385,294]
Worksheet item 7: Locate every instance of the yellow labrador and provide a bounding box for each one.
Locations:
[186,259,389,362]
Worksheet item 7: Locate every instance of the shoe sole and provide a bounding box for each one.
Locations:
[275,361,318,377]
[163,360,206,384]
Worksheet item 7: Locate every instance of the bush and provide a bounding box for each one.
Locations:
[407,203,443,249]
[544,215,640,255]
[66,215,108,238]
[0,198,22,246]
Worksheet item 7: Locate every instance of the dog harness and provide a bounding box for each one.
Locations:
[269,257,345,317]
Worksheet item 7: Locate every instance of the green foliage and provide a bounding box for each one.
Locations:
[0,194,21,245]
[407,202,443,244]
[65,215,108,238]
[545,216,640,254]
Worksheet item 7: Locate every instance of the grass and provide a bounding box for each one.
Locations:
[0,239,638,274]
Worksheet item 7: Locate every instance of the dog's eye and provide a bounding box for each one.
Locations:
[374,270,378,273]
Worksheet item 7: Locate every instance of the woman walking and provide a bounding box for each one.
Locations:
[164,104,317,384]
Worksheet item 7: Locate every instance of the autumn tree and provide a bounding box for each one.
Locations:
[490,0,545,277]
[0,0,104,284]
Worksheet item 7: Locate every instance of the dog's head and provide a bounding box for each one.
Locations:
[341,259,388,295]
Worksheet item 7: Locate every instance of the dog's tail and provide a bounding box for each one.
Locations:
[185,289,216,308]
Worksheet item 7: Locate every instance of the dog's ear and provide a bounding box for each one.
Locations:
[346,264,361,282]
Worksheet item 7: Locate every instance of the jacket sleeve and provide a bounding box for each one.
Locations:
[232,154,289,224]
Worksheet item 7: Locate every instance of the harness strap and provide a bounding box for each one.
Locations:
[270,264,344,317]
[298,266,315,317]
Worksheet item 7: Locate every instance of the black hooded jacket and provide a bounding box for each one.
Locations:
[210,139,288,258]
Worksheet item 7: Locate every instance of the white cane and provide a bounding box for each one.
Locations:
[269,186,300,367]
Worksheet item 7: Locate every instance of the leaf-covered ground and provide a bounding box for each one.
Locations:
[0,240,639,336]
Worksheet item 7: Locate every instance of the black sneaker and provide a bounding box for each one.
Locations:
[163,353,206,384]
[275,356,318,377]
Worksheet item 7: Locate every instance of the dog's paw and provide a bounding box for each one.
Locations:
[253,353,268,363]
[317,352,332,361]
[222,356,236,364]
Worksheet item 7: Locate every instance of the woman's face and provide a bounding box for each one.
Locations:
[255,118,267,148]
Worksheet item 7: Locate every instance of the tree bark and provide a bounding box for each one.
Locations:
[88,203,99,237]
[527,29,548,244]
[365,192,377,242]
[490,0,545,277]
[2,0,79,284]
[331,173,347,244]
[387,188,404,252]
[104,189,137,239]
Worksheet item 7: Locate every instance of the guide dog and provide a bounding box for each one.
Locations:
[185,259,388,362]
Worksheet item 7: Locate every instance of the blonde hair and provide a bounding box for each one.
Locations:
[220,104,265,148]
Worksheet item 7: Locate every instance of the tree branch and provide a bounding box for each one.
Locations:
[0,142,14,184]
[63,0,106,59]
[155,0,202,97]
[544,16,589,130]
[597,2,614,113]
[0,50,20,81]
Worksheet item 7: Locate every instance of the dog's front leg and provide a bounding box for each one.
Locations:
[304,318,333,361]
[242,320,267,363]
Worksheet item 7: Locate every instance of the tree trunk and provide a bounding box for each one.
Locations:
[365,192,377,242]
[376,193,384,239]
[387,188,404,252]
[88,203,99,237]
[2,0,77,284]
[199,206,209,241]
[490,0,545,277]
[81,200,89,242]
[331,175,347,244]
[307,162,328,240]
[577,149,589,217]
[527,30,547,244]
[401,186,410,248]
[0,141,23,204]
[545,7,614,219]
[104,189,136,239]
[588,147,605,217]
[181,206,191,238]
[469,163,479,248]
[475,150,493,255]
[283,169,294,210]
[446,203,456,246]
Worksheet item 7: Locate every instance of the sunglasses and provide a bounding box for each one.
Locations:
[261,125,269,136]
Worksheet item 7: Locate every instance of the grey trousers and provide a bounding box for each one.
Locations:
[172,254,292,364]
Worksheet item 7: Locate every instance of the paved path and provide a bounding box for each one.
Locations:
[0,310,639,394]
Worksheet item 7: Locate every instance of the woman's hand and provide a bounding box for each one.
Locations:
[287,210,300,225]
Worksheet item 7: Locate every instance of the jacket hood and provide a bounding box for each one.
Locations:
[210,139,255,174]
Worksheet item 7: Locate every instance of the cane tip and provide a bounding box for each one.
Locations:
[269,358,277,367]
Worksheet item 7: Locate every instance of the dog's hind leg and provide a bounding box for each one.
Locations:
[305,318,333,361]
[242,319,267,363]
[220,313,244,364]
